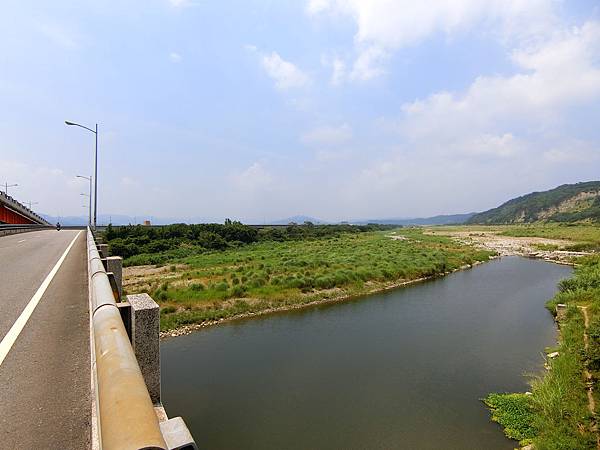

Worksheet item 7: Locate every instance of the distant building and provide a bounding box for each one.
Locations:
[143,220,151,226]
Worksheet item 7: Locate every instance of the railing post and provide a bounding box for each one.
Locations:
[98,243,109,259]
[127,293,161,405]
[105,256,123,300]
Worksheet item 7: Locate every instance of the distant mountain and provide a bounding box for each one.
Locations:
[270,215,328,225]
[354,213,476,226]
[467,181,600,224]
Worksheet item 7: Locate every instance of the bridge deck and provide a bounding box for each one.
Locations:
[0,230,91,449]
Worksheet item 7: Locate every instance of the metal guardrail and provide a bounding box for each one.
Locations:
[88,228,168,450]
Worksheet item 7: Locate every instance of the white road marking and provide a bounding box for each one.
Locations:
[0,231,82,367]
[17,239,26,243]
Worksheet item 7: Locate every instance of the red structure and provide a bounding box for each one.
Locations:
[0,203,36,224]
[0,192,48,225]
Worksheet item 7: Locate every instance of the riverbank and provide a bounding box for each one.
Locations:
[158,261,486,339]
[426,226,593,264]
[120,229,493,338]
[485,254,600,448]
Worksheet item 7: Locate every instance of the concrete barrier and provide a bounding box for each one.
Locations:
[87,228,197,450]
[0,224,52,237]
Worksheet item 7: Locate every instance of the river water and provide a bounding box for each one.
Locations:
[161,257,571,449]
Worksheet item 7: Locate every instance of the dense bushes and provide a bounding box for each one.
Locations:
[103,221,395,265]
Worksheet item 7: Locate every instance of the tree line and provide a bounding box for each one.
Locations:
[104,221,396,261]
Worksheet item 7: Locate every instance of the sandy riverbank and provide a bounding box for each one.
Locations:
[425,229,590,265]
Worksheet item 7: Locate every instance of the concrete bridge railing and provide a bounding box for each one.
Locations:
[0,224,52,237]
[88,228,197,450]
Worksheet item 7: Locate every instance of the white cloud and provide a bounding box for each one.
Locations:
[349,46,388,81]
[231,162,273,191]
[302,123,353,146]
[330,57,346,85]
[398,21,600,143]
[456,133,522,158]
[308,0,555,48]
[543,141,600,164]
[169,52,182,63]
[322,55,347,85]
[260,51,310,90]
[307,0,557,81]
[347,20,600,214]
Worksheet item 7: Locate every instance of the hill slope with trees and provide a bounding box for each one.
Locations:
[467,181,600,224]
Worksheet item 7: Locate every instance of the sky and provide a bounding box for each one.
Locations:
[1,0,599,223]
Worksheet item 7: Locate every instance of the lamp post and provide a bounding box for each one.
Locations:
[2,182,18,196]
[66,121,98,229]
[77,175,92,227]
[81,193,91,226]
[26,201,38,210]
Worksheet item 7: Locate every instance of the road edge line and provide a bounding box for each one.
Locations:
[0,230,82,366]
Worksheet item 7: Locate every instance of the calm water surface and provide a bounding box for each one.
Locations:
[161,257,571,449]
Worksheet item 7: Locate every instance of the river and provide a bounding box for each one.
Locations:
[161,257,571,449]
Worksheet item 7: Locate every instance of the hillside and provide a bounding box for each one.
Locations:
[467,181,600,224]
[355,213,475,226]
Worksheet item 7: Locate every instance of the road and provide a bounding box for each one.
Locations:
[0,230,91,449]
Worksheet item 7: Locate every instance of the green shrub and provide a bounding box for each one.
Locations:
[484,393,535,444]
[190,283,205,291]
[161,305,176,315]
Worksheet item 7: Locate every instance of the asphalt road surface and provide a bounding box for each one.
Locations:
[0,230,91,449]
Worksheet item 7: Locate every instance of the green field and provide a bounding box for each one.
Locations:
[121,228,492,331]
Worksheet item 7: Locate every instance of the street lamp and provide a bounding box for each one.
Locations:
[2,182,18,196]
[66,121,98,229]
[80,193,91,226]
[26,201,39,210]
[77,175,92,227]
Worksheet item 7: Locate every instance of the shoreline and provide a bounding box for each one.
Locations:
[158,243,585,340]
[159,259,488,340]
[160,233,587,341]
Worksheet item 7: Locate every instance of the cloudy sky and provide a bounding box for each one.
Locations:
[1,0,599,222]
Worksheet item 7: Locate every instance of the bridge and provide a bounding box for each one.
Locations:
[0,224,198,449]
[0,191,50,225]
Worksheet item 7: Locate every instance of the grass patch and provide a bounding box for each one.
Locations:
[122,228,493,331]
[529,306,594,449]
[484,393,535,445]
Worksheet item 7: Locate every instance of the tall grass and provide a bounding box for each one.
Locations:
[125,228,493,330]
[529,307,594,449]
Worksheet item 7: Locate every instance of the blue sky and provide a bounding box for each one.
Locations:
[1,0,599,222]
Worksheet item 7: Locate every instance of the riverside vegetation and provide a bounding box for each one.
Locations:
[103,223,492,332]
[485,254,600,449]
[106,220,600,446]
